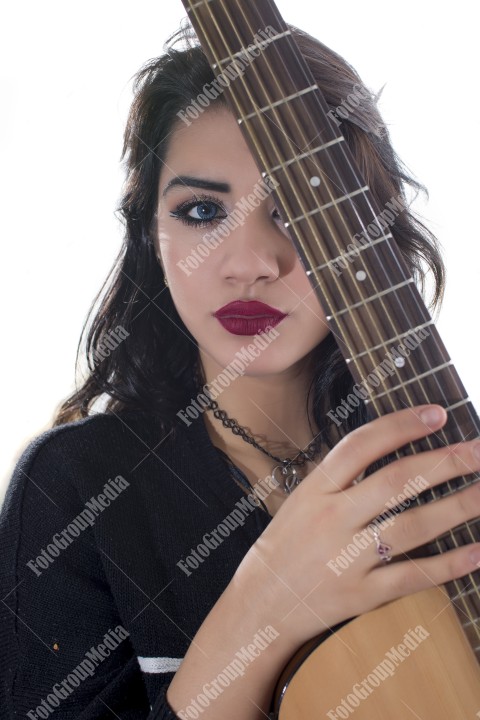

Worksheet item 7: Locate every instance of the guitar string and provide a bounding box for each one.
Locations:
[236,2,426,398]
[208,0,476,519]
[190,0,480,636]
[211,0,461,456]
[260,2,480,620]
[187,9,367,364]
[242,0,480,622]
[235,0,480,628]
[194,0,390,420]
[184,0,480,631]
[186,0,480,631]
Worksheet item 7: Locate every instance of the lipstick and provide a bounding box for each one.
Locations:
[214,300,287,336]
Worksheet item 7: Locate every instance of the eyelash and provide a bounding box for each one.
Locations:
[169,194,227,228]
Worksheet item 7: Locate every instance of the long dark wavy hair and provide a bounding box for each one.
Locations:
[52,21,445,450]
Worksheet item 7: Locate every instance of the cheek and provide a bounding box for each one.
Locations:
[157,224,177,268]
[293,267,328,327]
[159,238,215,324]
[158,219,215,279]
[161,243,183,278]
[291,260,323,307]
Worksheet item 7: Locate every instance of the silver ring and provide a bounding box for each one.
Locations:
[371,524,393,563]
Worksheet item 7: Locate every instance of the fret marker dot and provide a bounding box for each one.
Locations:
[394,357,406,368]
[356,270,367,281]
[310,176,321,187]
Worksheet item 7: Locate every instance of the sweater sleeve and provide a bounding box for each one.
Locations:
[0,431,182,720]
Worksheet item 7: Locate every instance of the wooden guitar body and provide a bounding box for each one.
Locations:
[274,587,480,718]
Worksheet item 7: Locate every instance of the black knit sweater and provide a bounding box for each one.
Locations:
[0,408,273,718]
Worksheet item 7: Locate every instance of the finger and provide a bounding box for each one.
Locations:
[370,543,480,603]
[349,438,480,523]
[365,482,480,562]
[313,404,447,493]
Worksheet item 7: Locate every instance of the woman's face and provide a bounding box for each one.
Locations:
[155,105,330,380]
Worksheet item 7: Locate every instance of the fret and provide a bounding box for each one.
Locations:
[329,233,394,268]
[237,95,340,171]
[263,141,371,234]
[412,401,476,458]
[431,477,479,501]
[448,586,480,635]
[351,321,453,399]
[289,203,408,292]
[337,372,471,439]
[286,186,370,225]
[409,478,472,510]
[452,585,480,600]
[446,584,480,627]
[435,477,474,501]
[347,321,435,362]
[356,367,468,412]
[211,30,293,67]
[422,479,469,504]
[403,402,479,463]
[451,588,479,614]
[306,233,391,276]
[462,620,480,637]
[459,623,480,649]
[186,0,213,10]
[407,402,475,457]
[430,519,480,548]
[402,473,477,510]
[325,278,414,321]
[240,85,318,122]
[368,362,454,403]
[448,398,472,413]
[344,321,454,405]
[327,284,431,356]
[198,35,337,130]
[447,571,480,596]
[266,137,344,174]
[462,619,478,630]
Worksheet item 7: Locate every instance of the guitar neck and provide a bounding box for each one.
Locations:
[181,0,480,656]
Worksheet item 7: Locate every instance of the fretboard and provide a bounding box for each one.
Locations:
[182,0,480,655]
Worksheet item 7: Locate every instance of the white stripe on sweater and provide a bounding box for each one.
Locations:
[138,656,183,673]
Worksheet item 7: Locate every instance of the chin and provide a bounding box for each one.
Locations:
[204,345,315,379]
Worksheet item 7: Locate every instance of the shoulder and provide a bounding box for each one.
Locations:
[12,409,170,469]
[0,409,189,596]
[1,409,179,522]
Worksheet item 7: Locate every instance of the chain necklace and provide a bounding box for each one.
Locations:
[203,396,323,495]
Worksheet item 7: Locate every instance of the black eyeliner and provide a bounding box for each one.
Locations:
[169,193,227,229]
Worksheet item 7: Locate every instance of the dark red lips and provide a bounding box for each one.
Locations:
[214,300,287,336]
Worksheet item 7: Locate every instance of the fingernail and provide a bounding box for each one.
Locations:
[469,547,480,568]
[473,442,480,463]
[419,406,445,427]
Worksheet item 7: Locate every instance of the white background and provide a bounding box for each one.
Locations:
[1,1,478,502]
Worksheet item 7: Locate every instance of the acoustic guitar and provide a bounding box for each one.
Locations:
[180,1,480,717]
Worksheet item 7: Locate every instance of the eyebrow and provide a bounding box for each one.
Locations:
[162,175,231,197]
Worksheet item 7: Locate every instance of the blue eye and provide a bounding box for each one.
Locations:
[170,195,227,228]
[190,202,217,221]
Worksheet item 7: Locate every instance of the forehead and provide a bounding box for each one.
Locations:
[158,106,258,191]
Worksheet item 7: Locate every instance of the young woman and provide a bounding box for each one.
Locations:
[1,21,479,720]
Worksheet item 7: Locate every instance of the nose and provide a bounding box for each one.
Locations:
[219,208,292,286]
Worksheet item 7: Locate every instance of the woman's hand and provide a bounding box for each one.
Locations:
[235,404,480,650]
